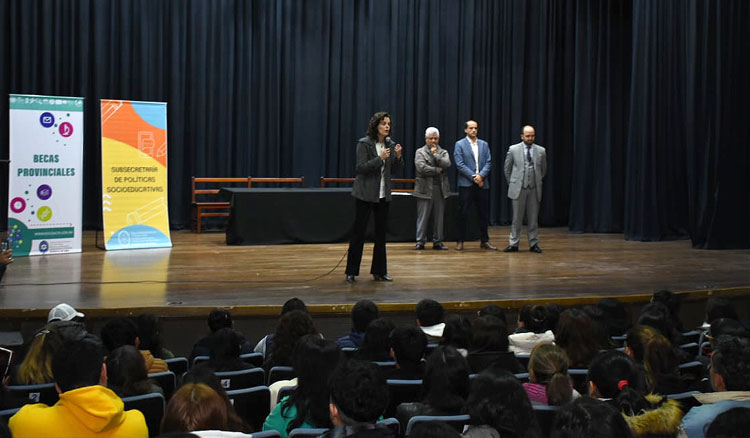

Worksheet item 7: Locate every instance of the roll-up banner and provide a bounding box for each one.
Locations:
[7,94,84,256]
[100,99,171,250]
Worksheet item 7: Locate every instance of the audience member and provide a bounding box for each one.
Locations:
[680,336,750,438]
[545,303,564,334]
[354,318,396,362]
[588,350,682,437]
[387,325,427,380]
[263,335,343,438]
[181,366,252,433]
[47,303,85,323]
[254,298,307,357]
[463,367,541,438]
[11,320,87,385]
[9,334,148,438]
[467,315,524,374]
[582,304,617,350]
[705,407,750,438]
[320,360,393,438]
[136,313,174,359]
[477,304,507,327]
[652,290,685,333]
[703,298,738,329]
[396,345,470,428]
[106,345,163,397]
[597,298,632,337]
[410,421,461,438]
[441,314,472,357]
[190,308,254,362]
[416,299,445,344]
[637,302,682,345]
[263,310,317,371]
[625,325,692,395]
[550,396,633,438]
[101,317,168,373]
[524,343,579,406]
[160,383,229,435]
[508,304,554,355]
[338,299,380,349]
[709,318,750,342]
[195,328,253,373]
[554,308,600,368]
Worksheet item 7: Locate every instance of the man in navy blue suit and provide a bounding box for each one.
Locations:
[453,120,497,251]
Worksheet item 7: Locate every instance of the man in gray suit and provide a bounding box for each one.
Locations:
[503,125,547,253]
[413,127,451,250]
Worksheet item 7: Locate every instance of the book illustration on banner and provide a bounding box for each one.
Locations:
[100,99,172,250]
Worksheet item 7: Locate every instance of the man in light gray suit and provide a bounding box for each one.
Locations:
[413,127,451,250]
[503,125,547,253]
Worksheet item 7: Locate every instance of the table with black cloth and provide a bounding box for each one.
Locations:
[220,188,478,245]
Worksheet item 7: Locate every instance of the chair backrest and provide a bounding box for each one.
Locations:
[0,408,20,425]
[680,342,700,358]
[288,428,329,437]
[277,385,297,405]
[533,404,560,438]
[5,382,59,408]
[240,352,264,368]
[514,372,531,383]
[215,368,265,391]
[122,392,165,437]
[227,386,271,432]
[267,366,296,386]
[192,355,210,367]
[568,369,589,395]
[405,414,471,437]
[681,330,702,344]
[374,361,397,372]
[320,177,355,188]
[248,177,305,188]
[424,344,439,357]
[341,347,358,359]
[378,417,401,436]
[385,379,423,418]
[514,352,531,369]
[148,371,176,400]
[191,177,251,203]
[164,357,189,377]
[391,178,416,193]
[250,431,282,438]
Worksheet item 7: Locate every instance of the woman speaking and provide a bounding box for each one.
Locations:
[345,111,403,283]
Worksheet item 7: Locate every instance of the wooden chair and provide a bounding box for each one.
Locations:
[248,176,305,188]
[319,176,415,192]
[391,178,416,193]
[191,177,251,233]
[320,177,355,187]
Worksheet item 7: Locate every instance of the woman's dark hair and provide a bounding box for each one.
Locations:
[469,315,509,353]
[421,345,470,412]
[706,297,738,324]
[106,345,157,397]
[136,313,168,359]
[441,314,471,351]
[626,325,678,393]
[550,396,633,438]
[583,305,616,349]
[354,317,395,362]
[588,350,653,417]
[710,318,750,341]
[283,335,343,433]
[637,302,681,344]
[265,310,317,370]
[706,407,750,438]
[409,421,461,438]
[465,368,541,438]
[478,304,507,326]
[545,304,564,334]
[597,298,632,337]
[651,290,684,332]
[366,112,391,140]
[555,308,600,368]
[527,343,573,406]
[519,305,548,333]
[207,328,245,371]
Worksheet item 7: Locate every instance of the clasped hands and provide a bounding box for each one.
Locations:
[473,174,484,188]
[380,144,403,160]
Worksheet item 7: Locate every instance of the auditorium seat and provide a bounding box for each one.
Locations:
[533,404,560,438]
[385,379,423,418]
[227,386,270,431]
[148,370,176,400]
[267,366,295,386]
[404,414,470,437]
[215,368,265,391]
[122,392,165,437]
[5,382,58,409]
[164,357,189,377]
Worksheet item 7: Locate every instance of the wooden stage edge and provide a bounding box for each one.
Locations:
[1,227,749,319]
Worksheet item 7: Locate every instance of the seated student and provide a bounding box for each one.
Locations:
[47,303,85,323]
[386,325,427,380]
[625,325,693,395]
[550,396,633,438]
[396,345,470,428]
[411,421,461,438]
[160,383,233,436]
[467,315,524,374]
[416,299,446,344]
[255,297,308,357]
[101,317,167,374]
[477,304,508,326]
[681,336,750,438]
[320,360,393,438]
[136,313,174,359]
[554,308,601,369]
[106,345,163,397]
[705,407,750,438]
[338,299,380,349]
[638,302,684,347]
[263,336,343,438]
[441,314,472,357]
[190,308,254,362]
[508,304,555,355]
[9,334,148,438]
[702,297,738,330]
[263,310,318,372]
[597,298,632,337]
[182,367,252,433]
[354,318,396,362]
[194,328,254,373]
[462,367,541,438]
[524,343,579,406]
[652,290,685,333]
[588,350,683,437]
[11,320,87,385]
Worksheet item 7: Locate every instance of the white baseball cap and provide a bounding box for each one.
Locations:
[48,303,85,322]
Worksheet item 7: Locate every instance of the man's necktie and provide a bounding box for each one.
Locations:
[526,147,532,163]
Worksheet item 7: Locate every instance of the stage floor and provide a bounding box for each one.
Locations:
[1,227,749,317]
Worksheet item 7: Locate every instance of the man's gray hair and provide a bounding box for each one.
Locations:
[425,127,440,138]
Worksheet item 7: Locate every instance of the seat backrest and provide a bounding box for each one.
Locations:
[248,177,305,188]
[250,431,282,438]
[277,385,297,405]
[5,382,59,409]
[192,355,210,367]
[240,352,264,368]
[0,408,20,425]
[568,369,589,394]
[227,386,271,432]
[164,357,188,377]
[148,371,176,400]
[385,379,423,418]
[215,368,265,391]
[320,177,355,188]
[377,417,401,436]
[405,414,470,437]
[288,428,330,437]
[533,404,560,438]
[514,352,531,369]
[680,342,700,358]
[341,347,358,358]
[267,366,296,386]
[122,392,165,437]
[192,177,251,204]
[514,372,531,383]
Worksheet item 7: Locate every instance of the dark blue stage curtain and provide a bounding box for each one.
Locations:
[0,0,747,248]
